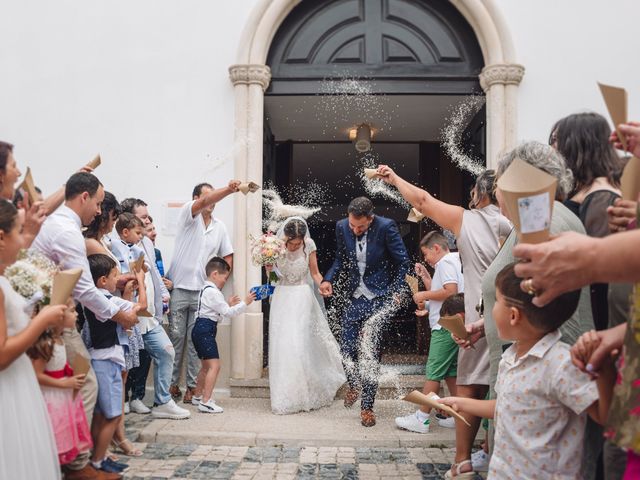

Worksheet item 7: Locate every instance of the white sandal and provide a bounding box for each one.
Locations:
[444,459,476,479]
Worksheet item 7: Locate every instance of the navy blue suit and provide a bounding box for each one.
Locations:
[324,216,410,410]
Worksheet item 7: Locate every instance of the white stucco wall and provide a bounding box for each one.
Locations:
[0,0,256,264]
[1,0,638,266]
[495,0,640,145]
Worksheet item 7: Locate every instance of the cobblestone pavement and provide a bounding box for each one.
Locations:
[120,415,485,479]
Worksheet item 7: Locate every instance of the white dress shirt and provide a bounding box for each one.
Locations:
[352,232,376,300]
[197,281,246,323]
[167,201,233,291]
[32,205,119,320]
[491,330,599,479]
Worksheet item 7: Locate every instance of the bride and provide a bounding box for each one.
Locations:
[267,217,345,414]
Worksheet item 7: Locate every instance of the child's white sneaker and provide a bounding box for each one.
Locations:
[471,449,489,472]
[394,412,430,434]
[124,402,130,415]
[198,399,224,414]
[191,395,202,406]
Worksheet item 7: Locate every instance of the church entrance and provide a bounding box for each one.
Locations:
[261,0,485,371]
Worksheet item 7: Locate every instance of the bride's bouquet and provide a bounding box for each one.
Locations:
[249,232,286,284]
[5,249,59,312]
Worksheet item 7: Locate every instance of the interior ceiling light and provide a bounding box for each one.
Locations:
[349,123,372,152]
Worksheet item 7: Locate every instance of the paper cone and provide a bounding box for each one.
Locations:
[405,274,419,295]
[363,168,379,179]
[407,207,425,223]
[239,181,260,195]
[496,159,557,244]
[129,255,145,274]
[18,167,38,207]
[51,268,83,305]
[598,82,628,152]
[87,154,101,169]
[403,390,471,427]
[438,314,468,340]
[70,354,90,399]
[620,155,640,201]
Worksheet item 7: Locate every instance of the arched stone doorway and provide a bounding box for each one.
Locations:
[229,0,524,380]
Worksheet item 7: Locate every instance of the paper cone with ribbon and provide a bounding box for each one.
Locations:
[87,154,101,169]
[51,268,83,305]
[407,207,425,223]
[238,181,260,195]
[497,159,557,244]
[403,390,471,426]
[363,168,379,179]
[18,167,38,208]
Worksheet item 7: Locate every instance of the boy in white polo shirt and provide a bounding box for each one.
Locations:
[395,231,464,434]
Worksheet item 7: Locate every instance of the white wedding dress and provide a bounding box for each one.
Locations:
[0,276,61,479]
[268,238,346,414]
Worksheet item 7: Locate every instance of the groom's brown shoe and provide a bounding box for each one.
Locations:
[361,409,376,427]
[344,388,359,408]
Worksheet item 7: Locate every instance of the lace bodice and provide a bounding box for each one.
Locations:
[45,343,67,372]
[276,238,316,286]
[0,276,31,336]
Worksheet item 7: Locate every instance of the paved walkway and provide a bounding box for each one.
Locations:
[119,398,486,479]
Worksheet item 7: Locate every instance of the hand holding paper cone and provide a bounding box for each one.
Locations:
[87,155,102,170]
[405,274,419,295]
[438,314,468,340]
[238,182,260,195]
[402,390,471,426]
[407,207,425,223]
[129,256,145,274]
[51,268,83,305]
[18,167,38,208]
[496,159,557,244]
[363,168,380,179]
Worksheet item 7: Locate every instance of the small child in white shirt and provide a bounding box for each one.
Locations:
[439,262,615,479]
[191,257,255,413]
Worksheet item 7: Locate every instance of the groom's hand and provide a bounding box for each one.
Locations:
[319,281,333,297]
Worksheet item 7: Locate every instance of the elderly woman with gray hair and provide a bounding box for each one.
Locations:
[455,141,595,478]
[378,164,511,478]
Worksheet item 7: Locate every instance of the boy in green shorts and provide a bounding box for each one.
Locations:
[395,231,463,434]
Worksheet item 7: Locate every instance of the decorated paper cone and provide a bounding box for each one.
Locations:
[87,154,101,169]
[51,268,83,305]
[438,314,468,340]
[620,155,640,201]
[18,167,38,208]
[496,159,557,244]
[403,390,471,427]
[407,207,425,223]
[405,274,419,295]
[71,354,90,399]
[598,82,628,152]
[239,181,261,195]
[363,168,379,179]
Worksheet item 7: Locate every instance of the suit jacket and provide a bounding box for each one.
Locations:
[324,216,411,298]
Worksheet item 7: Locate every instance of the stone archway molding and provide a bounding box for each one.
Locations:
[228,0,524,380]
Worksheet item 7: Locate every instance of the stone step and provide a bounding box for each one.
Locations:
[229,375,426,399]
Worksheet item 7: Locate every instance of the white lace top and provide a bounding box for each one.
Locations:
[276,239,316,286]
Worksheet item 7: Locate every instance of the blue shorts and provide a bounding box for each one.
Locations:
[92,359,123,419]
[191,318,219,360]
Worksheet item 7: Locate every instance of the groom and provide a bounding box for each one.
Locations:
[320,197,410,427]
